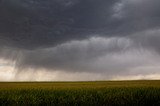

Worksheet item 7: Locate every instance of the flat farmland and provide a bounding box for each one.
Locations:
[0,81,160,105]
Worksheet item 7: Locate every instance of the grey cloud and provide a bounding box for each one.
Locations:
[0,0,117,49]
[15,37,134,73]
[0,0,160,80]
[15,36,160,76]
[1,0,160,50]
[131,29,160,53]
[112,0,160,34]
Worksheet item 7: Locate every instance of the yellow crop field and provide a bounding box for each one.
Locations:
[0,81,160,105]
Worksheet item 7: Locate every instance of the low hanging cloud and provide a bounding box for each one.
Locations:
[16,37,133,72]
[0,0,160,80]
[15,36,160,73]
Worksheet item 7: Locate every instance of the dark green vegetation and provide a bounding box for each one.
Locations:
[0,81,160,106]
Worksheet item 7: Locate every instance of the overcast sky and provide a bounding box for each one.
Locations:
[0,0,160,81]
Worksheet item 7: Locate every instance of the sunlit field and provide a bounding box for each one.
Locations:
[0,81,160,105]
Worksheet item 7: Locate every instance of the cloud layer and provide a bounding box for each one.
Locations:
[0,0,160,80]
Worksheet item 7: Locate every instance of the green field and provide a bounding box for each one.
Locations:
[1,81,160,106]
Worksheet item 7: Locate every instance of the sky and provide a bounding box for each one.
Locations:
[0,0,160,81]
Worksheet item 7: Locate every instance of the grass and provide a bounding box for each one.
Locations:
[0,80,160,105]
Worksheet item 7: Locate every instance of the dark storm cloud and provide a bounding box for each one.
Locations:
[112,0,160,34]
[1,0,160,76]
[0,0,160,49]
[0,0,118,49]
